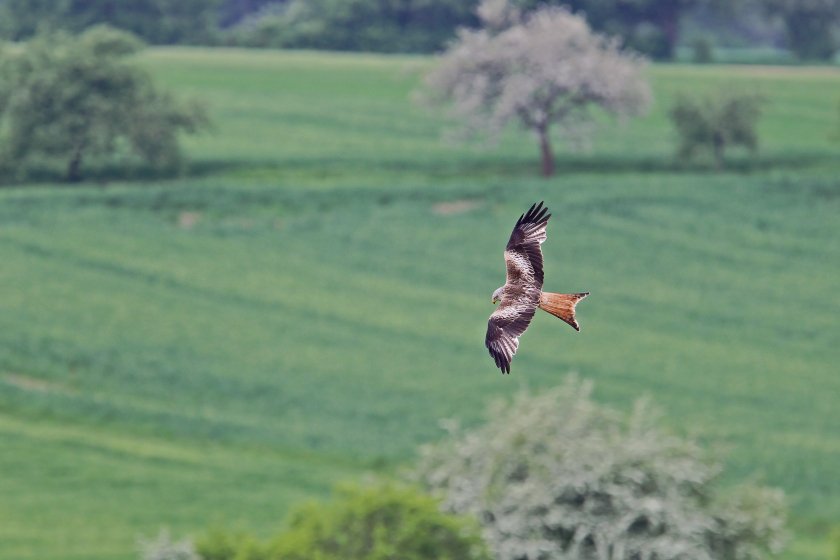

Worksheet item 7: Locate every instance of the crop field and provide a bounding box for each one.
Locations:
[0,48,839,560]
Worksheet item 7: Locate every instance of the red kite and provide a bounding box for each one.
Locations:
[486,202,588,373]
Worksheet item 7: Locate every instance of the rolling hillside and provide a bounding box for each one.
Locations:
[0,48,839,560]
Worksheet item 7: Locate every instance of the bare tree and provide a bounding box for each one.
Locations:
[422,0,651,177]
[415,375,789,560]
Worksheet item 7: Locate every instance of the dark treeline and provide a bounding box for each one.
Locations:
[229,0,480,54]
[0,0,221,44]
[0,0,480,52]
[218,0,278,27]
[0,0,837,60]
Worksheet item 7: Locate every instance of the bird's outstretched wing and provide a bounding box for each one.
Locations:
[504,201,550,290]
[485,202,552,373]
[486,299,535,373]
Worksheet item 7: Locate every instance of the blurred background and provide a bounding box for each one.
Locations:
[0,1,839,559]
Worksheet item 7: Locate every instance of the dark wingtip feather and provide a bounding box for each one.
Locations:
[517,201,538,226]
[526,202,541,222]
[512,202,549,231]
[520,201,549,227]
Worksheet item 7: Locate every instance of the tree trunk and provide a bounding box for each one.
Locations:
[67,145,84,182]
[538,126,554,177]
[712,139,724,171]
[657,0,680,61]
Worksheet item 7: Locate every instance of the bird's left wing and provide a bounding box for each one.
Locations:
[485,296,536,374]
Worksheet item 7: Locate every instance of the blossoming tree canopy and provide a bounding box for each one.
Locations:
[424,0,651,176]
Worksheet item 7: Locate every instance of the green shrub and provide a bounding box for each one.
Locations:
[195,527,261,560]
[195,483,490,560]
[0,25,208,182]
[669,90,764,170]
[691,37,714,63]
[832,526,840,560]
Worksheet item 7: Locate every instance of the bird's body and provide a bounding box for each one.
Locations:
[485,202,588,373]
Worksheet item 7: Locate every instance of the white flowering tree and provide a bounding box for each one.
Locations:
[422,0,651,177]
[415,376,788,560]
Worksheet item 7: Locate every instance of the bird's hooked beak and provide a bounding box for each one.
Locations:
[492,296,499,304]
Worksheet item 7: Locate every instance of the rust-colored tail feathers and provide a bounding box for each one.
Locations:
[538,292,589,331]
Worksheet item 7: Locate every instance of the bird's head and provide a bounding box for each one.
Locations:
[492,286,504,304]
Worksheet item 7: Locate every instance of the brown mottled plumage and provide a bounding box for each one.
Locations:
[485,202,588,374]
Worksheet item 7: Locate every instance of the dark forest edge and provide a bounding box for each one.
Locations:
[0,0,838,61]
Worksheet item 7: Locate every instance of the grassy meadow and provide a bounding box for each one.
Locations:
[1,47,839,560]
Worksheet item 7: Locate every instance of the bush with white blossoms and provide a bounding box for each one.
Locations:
[415,376,788,560]
[137,528,198,560]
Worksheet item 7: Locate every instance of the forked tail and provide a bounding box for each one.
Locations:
[538,292,589,331]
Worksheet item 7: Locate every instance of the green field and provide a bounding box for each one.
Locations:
[1,48,840,560]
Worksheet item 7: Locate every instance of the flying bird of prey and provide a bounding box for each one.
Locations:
[486,202,588,374]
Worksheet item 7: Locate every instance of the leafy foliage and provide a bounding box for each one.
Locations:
[833,526,840,560]
[218,0,282,28]
[691,36,715,63]
[669,90,764,170]
[422,0,650,176]
[195,527,263,560]
[759,0,840,60]
[195,483,491,560]
[511,0,703,59]
[415,376,789,560]
[0,25,208,181]
[228,0,478,53]
[0,0,221,44]
[1,0,826,60]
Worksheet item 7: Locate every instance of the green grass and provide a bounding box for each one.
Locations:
[143,48,840,175]
[1,48,840,559]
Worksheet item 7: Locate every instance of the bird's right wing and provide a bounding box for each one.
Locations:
[504,201,551,291]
